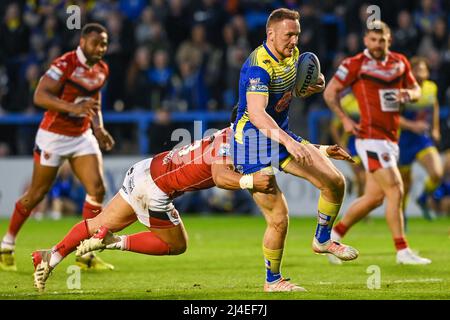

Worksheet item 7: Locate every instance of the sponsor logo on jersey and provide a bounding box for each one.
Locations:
[218,143,231,157]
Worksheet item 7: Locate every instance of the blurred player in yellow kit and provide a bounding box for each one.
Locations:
[398,57,443,221]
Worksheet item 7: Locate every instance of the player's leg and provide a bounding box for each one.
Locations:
[252,179,306,292]
[416,147,444,219]
[0,160,59,271]
[333,172,385,241]
[68,153,114,270]
[32,192,137,291]
[282,144,358,261]
[399,165,412,230]
[372,166,431,264]
[69,154,106,219]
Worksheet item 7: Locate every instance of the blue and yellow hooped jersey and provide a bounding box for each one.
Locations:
[232,42,302,174]
[402,80,437,122]
[234,42,299,143]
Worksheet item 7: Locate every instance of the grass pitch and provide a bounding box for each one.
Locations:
[0,215,449,300]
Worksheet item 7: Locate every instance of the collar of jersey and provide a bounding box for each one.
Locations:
[363,48,389,63]
[263,41,279,63]
[76,46,91,68]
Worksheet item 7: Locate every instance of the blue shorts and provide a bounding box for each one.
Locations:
[398,131,435,166]
[347,135,357,157]
[233,128,304,174]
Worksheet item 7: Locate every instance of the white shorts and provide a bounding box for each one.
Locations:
[355,138,399,172]
[35,128,101,167]
[118,158,180,228]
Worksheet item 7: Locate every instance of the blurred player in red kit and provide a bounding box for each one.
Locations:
[0,23,115,271]
[324,20,431,265]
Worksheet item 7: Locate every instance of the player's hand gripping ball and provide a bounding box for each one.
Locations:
[293,52,322,98]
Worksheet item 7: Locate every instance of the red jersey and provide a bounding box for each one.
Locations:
[333,49,417,142]
[150,128,232,198]
[39,47,109,136]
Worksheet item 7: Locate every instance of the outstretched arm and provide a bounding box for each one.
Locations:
[211,161,274,193]
[92,93,115,151]
[324,77,360,135]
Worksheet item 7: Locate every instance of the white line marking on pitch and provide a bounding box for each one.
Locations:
[391,278,443,284]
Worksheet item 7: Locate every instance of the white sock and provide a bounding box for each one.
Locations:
[106,235,127,250]
[331,229,341,242]
[2,233,16,250]
[51,210,62,220]
[49,250,63,268]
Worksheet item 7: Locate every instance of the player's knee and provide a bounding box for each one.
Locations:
[429,171,443,184]
[29,185,52,203]
[323,172,346,199]
[169,241,187,255]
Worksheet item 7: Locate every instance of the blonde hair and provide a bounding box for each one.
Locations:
[266,8,300,30]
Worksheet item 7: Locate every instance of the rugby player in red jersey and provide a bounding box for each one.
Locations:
[0,23,115,271]
[31,107,354,291]
[324,20,431,265]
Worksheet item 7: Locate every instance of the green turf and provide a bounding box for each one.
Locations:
[0,215,449,300]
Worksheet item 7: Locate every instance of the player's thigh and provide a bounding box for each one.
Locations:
[69,154,105,193]
[372,166,403,196]
[90,193,137,233]
[417,147,443,180]
[27,160,60,195]
[283,144,344,191]
[364,171,385,203]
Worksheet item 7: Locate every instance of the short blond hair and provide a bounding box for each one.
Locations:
[266,8,300,30]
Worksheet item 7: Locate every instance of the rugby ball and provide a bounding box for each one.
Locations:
[293,52,321,97]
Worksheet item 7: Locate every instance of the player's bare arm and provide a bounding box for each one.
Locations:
[92,93,115,151]
[399,116,429,134]
[211,161,274,193]
[247,93,313,166]
[34,76,98,117]
[324,77,360,135]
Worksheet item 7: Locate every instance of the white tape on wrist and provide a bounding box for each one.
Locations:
[239,175,253,189]
[319,145,330,157]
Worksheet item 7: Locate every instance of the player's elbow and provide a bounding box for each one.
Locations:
[212,165,226,189]
[33,89,44,107]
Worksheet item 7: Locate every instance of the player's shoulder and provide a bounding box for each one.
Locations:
[388,51,408,61]
[51,50,77,70]
[248,45,274,75]
[97,60,109,73]
[422,79,438,93]
[342,52,366,67]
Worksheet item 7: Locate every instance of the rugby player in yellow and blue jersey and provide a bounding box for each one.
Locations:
[232,8,359,292]
[399,57,443,220]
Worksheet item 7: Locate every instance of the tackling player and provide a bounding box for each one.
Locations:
[233,8,359,292]
[0,23,115,271]
[324,20,431,264]
[31,107,353,292]
[398,56,443,221]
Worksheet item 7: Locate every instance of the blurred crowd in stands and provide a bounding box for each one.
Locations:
[0,0,450,156]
